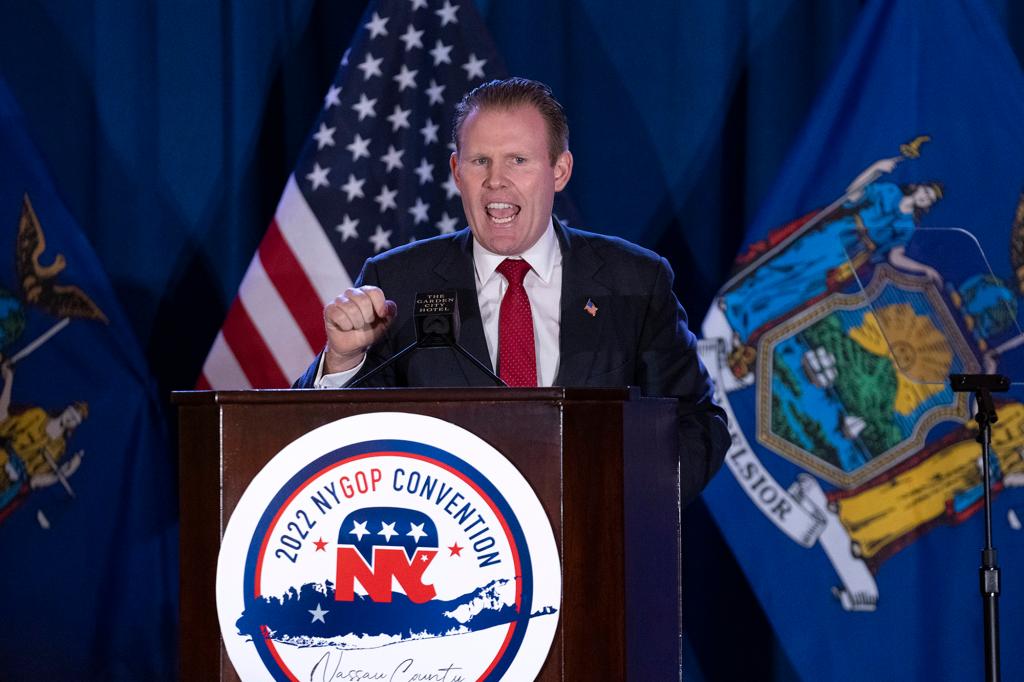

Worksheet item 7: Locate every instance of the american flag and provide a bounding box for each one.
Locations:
[198,0,506,389]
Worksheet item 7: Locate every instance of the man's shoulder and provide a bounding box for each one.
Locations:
[366,229,468,267]
[562,225,665,266]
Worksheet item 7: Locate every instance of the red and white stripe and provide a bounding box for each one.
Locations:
[198,176,352,389]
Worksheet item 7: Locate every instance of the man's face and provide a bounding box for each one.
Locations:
[451,105,572,256]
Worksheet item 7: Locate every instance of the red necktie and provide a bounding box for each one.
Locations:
[496,258,537,387]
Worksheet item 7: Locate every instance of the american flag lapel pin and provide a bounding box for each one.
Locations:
[584,298,598,317]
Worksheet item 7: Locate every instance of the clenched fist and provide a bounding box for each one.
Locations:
[323,286,397,374]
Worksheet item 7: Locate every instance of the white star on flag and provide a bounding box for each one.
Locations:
[393,64,419,91]
[462,53,487,80]
[336,215,360,241]
[387,104,412,131]
[346,133,371,161]
[420,119,439,145]
[352,93,377,120]
[414,158,434,184]
[399,24,424,51]
[323,84,342,109]
[429,40,453,66]
[425,79,446,105]
[437,211,458,234]
[380,145,405,171]
[374,184,398,212]
[370,225,393,252]
[341,174,366,201]
[313,123,336,150]
[357,52,384,80]
[408,197,430,224]
[442,172,460,199]
[365,11,389,38]
[409,0,428,9]
[435,0,459,26]
[306,163,330,190]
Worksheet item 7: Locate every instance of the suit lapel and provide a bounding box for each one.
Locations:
[433,229,495,385]
[555,222,611,386]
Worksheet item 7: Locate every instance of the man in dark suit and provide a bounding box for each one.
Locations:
[295,77,728,504]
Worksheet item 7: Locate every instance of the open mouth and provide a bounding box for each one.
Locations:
[485,202,521,225]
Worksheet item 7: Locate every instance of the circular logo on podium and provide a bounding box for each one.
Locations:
[216,412,561,681]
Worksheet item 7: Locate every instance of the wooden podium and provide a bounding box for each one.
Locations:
[174,387,682,680]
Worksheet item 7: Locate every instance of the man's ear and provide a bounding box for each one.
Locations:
[553,150,573,191]
[449,152,461,189]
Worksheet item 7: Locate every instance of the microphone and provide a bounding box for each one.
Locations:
[347,289,506,387]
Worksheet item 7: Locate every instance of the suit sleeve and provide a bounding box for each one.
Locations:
[636,256,730,507]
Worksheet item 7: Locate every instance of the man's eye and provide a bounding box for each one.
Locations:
[513,156,526,164]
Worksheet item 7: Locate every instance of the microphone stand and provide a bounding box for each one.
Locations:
[349,340,506,388]
[950,373,1008,682]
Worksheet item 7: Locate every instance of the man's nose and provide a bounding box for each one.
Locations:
[484,166,507,188]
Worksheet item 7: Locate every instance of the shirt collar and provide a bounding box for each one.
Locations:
[473,217,560,286]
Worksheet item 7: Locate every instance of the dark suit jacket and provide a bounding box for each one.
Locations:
[295,221,729,504]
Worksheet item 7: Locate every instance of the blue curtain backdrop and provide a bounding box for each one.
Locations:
[3,1,1024,679]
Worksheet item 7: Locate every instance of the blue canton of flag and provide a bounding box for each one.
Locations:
[201,0,532,389]
[300,0,504,272]
[700,0,1024,680]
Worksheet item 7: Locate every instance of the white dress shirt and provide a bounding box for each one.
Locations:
[317,218,562,387]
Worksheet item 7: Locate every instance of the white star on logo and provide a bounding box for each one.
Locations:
[380,145,405,172]
[346,133,371,161]
[370,225,393,253]
[309,603,328,624]
[357,52,383,80]
[352,94,377,120]
[429,40,453,66]
[413,158,434,185]
[442,172,460,199]
[386,104,412,132]
[350,520,369,541]
[393,64,419,91]
[436,211,458,234]
[419,119,439,145]
[462,53,487,80]
[365,11,389,39]
[408,522,428,543]
[313,122,336,150]
[399,24,424,51]
[305,163,330,190]
[336,215,360,241]
[374,185,398,212]
[435,0,459,26]
[408,197,430,224]
[425,79,446,105]
[323,84,342,109]
[340,174,365,201]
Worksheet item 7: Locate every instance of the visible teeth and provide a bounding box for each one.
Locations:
[487,202,513,209]
[491,215,514,224]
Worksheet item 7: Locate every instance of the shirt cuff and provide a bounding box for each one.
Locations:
[313,352,367,388]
